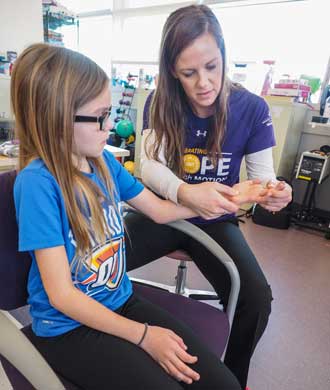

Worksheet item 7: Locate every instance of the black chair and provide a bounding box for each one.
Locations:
[0,170,240,389]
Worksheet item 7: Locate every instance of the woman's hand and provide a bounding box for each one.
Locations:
[177,182,239,219]
[258,180,292,212]
[231,179,269,205]
[140,325,200,384]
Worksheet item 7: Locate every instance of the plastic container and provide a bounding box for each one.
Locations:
[323,96,330,122]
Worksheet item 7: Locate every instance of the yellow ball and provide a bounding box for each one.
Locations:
[126,134,135,145]
[124,160,135,174]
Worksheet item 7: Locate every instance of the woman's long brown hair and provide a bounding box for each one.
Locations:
[148,4,231,176]
[11,43,116,273]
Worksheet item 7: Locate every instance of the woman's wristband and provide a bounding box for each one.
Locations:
[137,323,148,347]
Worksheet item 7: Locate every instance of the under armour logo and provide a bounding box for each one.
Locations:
[196,130,207,137]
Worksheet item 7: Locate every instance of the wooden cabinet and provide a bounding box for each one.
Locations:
[241,96,310,181]
[267,96,310,179]
[132,88,151,177]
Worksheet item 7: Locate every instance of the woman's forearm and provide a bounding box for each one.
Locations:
[245,148,277,183]
[141,130,184,203]
[141,158,184,203]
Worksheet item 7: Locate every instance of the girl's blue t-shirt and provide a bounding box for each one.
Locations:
[14,150,144,337]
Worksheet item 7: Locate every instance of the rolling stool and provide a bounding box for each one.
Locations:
[132,249,220,303]
[123,206,220,303]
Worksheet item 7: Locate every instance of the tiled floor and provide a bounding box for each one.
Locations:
[2,217,329,389]
[240,218,330,390]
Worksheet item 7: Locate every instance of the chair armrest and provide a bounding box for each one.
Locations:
[0,311,65,390]
[165,220,240,331]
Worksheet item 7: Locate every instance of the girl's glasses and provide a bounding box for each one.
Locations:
[74,106,112,131]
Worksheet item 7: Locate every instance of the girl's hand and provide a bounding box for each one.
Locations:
[258,180,292,212]
[178,182,239,219]
[231,179,269,205]
[140,325,200,384]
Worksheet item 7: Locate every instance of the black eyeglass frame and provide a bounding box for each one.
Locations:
[74,106,112,131]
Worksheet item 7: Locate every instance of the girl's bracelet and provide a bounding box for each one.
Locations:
[137,322,148,347]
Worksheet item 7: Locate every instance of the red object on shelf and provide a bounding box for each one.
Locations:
[263,60,275,66]
[274,83,311,92]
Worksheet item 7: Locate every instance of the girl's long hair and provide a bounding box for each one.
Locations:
[148,4,231,176]
[11,43,116,273]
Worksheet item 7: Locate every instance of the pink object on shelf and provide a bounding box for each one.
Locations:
[261,60,275,97]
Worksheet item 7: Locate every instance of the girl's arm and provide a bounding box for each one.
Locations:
[141,130,273,216]
[36,246,200,384]
[141,129,239,219]
[126,187,198,223]
[37,246,145,343]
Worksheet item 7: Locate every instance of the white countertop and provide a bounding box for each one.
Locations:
[0,145,130,171]
[0,156,17,170]
[104,144,130,157]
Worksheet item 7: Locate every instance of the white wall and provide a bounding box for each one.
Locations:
[0,75,12,119]
[0,0,43,54]
[0,0,43,119]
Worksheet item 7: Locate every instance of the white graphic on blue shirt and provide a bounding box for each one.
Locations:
[80,237,125,295]
[262,113,273,127]
[69,203,125,296]
[183,151,232,183]
[196,130,207,137]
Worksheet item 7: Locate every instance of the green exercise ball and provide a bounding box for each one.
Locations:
[116,119,134,138]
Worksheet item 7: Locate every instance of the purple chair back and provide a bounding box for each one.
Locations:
[0,170,31,310]
[0,170,80,389]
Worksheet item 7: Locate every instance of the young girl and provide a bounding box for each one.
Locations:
[125,4,292,389]
[12,43,241,389]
